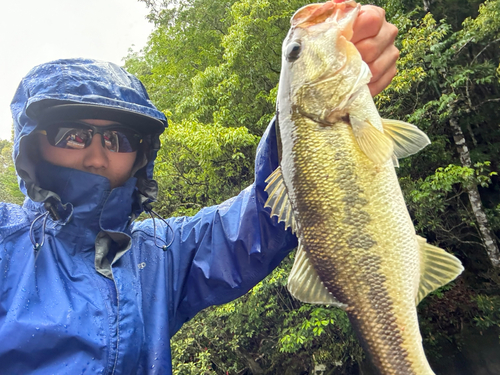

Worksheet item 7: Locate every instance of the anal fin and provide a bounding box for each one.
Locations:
[416,236,464,305]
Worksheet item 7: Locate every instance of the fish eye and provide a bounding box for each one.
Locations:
[286,41,302,62]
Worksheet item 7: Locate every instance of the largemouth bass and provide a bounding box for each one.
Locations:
[265,1,464,374]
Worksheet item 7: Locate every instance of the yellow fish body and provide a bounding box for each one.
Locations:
[265,1,464,374]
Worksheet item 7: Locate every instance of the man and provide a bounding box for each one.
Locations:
[0,5,398,374]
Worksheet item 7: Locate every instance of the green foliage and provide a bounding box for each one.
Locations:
[154,120,258,217]
[377,0,500,258]
[127,0,318,219]
[126,0,500,372]
[279,305,359,358]
[401,162,497,246]
[371,0,483,30]
[128,0,236,121]
[171,254,364,374]
[178,0,307,134]
[0,140,24,205]
[379,1,500,363]
[130,0,317,135]
[473,294,500,330]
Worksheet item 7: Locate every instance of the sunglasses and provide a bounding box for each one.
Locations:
[39,121,143,153]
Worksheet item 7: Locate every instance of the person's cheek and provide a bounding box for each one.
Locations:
[109,152,137,188]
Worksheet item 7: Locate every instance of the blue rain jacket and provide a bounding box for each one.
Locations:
[0,58,297,374]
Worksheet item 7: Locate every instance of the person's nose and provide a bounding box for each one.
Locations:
[82,134,109,171]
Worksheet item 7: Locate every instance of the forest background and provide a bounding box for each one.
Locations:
[2,0,500,373]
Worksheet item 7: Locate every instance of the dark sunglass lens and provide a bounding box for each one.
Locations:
[45,123,141,153]
[103,131,120,152]
[52,127,92,150]
[105,129,141,152]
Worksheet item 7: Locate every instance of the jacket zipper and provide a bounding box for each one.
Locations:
[104,276,120,375]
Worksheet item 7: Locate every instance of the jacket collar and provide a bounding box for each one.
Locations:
[22,162,139,278]
[31,161,138,233]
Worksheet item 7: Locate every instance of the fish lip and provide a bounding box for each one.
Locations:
[291,0,360,40]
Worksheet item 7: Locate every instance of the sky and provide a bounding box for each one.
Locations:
[0,0,155,140]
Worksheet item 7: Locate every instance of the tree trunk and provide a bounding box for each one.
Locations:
[450,117,500,268]
[423,0,433,12]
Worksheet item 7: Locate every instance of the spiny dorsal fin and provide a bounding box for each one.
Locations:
[416,236,464,305]
[264,166,297,234]
[382,119,431,159]
[350,116,394,165]
[288,241,347,308]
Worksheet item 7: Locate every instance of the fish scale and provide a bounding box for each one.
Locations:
[289,116,429,374]
[266,1,463,373]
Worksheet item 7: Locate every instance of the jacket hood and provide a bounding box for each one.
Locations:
[10,58,167,210]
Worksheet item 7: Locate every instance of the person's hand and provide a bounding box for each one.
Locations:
[351,5,399,96]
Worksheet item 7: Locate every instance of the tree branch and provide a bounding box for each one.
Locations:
[472,38,500,64]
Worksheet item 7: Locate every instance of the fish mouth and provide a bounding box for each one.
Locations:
[291,0,360,41]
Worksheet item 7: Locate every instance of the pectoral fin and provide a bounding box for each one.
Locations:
[416,236,464,305]
[288,241,347,308]
[336,61,371,111]
[264,166,297,234]
[382,119,431,159]
[350,116,394,165]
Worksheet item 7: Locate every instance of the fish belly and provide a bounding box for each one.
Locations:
[282,115,435,375]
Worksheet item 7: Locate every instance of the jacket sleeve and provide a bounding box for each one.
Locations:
[164,119,298,335]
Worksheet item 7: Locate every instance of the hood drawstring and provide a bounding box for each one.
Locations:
[29,211,49,257]
[29,198,61,258]
[144,203,175,251]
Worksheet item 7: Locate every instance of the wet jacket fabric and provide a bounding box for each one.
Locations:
[0,58,297,374]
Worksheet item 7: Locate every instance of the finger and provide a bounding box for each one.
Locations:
[368,64,398,97]
[355,22,399,63]
[367,44,400,83]
[366,40,399,96]
[351,5,385,44]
